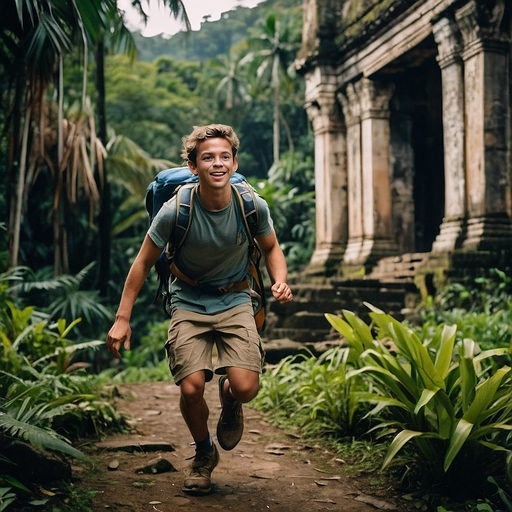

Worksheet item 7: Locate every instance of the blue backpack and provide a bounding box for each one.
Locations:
[145,167,266,332]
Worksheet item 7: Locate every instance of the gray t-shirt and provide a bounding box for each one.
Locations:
[148,186,273,314]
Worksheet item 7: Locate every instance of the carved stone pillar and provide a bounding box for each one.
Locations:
[432,15,467,252]
[455,0,512,250]
[339,78,398,270]
[338,82,363,267]
[304,66,347,276]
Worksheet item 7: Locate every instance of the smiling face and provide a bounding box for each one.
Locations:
[187,137,238,192]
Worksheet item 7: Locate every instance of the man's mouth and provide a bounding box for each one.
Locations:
[211,171,227,177]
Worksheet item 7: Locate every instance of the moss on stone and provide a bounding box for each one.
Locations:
[336,0,416,49]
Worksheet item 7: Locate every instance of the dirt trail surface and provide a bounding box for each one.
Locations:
[75,380,410,512]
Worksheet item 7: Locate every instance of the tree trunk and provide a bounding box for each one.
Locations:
[9,105,31,269]
[96,38,111,297]
[272,57,280,167]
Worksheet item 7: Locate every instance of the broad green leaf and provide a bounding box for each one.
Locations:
[463,367,510,424]
[383,429,441,469]
[363,302,385,314]
[324,314,356,343]
[444,418,473,471]
[459,339,477,412]
[349,364,415,410]
[434,324,457,379]
[415,388,437,414]
[390,322,445,391]
[354,392,410,411]
[58,317,82,338]
[367,348,420,399]
[474,347,510,364]
[342,310,374,349]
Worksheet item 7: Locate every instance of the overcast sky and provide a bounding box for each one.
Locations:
[118,0,264,37]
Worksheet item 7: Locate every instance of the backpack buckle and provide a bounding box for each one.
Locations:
[218,286,229,293]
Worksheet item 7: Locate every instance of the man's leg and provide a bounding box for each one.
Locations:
[179,370,209,442]
[224,367,260,403]
[180,370,220,495]
[217,368,259,450]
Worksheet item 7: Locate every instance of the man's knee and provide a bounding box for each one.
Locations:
[227,374,260,403]
[180,372,206,403]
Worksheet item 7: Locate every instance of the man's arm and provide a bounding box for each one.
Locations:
[256,230,293,304]
[106,234,163,358]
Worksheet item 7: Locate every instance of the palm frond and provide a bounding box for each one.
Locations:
[0,412,88,461]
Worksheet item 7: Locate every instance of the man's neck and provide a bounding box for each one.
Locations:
[197,185,232,211]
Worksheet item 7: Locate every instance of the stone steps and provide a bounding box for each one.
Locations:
[369,252,428,280]
[263,277,420,350]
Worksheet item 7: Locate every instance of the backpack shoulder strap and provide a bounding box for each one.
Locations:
[231,182,259,244]
[169,183,197,251]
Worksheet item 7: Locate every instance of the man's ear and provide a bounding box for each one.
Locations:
[187,160,197,175]
[233,156,238,172]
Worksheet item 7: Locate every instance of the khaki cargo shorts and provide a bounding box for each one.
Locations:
[165,303,265,385]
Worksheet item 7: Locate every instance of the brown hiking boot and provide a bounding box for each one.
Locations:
[182,443,220,495]
[216,375,244,451]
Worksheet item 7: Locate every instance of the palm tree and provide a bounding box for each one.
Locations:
[2,0,189,280]
[208,45,251,126]
[95,0,189,294]
[240,12,302,167]
[1,0,122,271]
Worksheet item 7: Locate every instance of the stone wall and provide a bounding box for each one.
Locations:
[297,0,512,288]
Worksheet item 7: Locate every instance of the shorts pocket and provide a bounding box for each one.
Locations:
[165,324,180,374]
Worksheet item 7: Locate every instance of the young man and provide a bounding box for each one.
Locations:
[106,124,293,495]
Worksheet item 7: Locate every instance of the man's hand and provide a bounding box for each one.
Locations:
[271,282,293,304]
[106,320,132,359]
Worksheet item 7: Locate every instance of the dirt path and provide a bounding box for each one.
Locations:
[74,380,410,512]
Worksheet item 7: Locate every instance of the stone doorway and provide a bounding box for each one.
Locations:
[387,46,445,255]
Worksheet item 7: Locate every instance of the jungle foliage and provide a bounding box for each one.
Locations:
[252,273,512,511]
[2,0,313,336]
[0,269,128,511]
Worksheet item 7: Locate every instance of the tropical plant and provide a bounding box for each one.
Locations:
[6,263,111,340]
[241,10,303,165]
[106,131,175,236]
[416,269,512,351]
[325,304,512,503]
[207,44,252,127]
[251,151,315,271]
[0,484,17,512]
[1,0,127,270]
[97,318,171,383]
[253,347,367,438]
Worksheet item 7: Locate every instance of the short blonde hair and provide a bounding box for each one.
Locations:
[181,124,240,165]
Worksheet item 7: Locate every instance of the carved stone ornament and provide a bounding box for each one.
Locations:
[433,16,463,67]
[455,0,507,48]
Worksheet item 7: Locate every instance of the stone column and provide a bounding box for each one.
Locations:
[455,0,512,250]
[359,78,398,263]
[339,78,398,270]
[338,82,364,267]
[432,15,467,252]
[304,66,347,276]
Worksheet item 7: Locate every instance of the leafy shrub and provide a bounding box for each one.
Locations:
[253,347,368,438]
[98,319,172,383]
[417,269,512,351]
[326,304,512,506]
[0,286,127,510]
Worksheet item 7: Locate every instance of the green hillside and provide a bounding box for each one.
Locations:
[132,0,302,62]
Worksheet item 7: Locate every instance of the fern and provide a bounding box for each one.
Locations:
[0,412,88,461]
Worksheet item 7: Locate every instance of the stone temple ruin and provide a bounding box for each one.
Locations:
[264,0,512,352]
